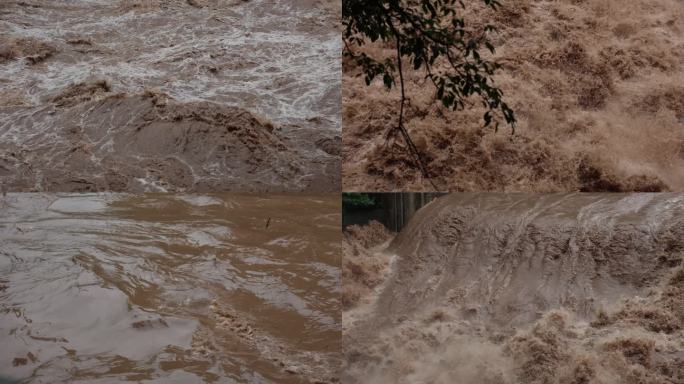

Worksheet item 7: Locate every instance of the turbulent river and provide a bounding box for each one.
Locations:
[343,193,684,384]
[0,193,341,383]
[1,0,340,126]
[0,0,341,192]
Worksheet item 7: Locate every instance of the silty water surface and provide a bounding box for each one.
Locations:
[0,193,341,383]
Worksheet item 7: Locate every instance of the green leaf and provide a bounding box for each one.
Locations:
[343,0,515,134]
[383,73,393,89]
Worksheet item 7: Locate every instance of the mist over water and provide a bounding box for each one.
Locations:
[0,193,341,383]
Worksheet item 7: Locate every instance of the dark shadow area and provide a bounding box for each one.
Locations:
[342,193,446,232]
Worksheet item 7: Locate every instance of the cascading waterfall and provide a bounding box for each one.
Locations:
[343,193,684,384]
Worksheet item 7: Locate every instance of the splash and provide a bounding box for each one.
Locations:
[342,0,684,191]
[343,194,684,383]
[0,0,341,191]
[342,221,393,309]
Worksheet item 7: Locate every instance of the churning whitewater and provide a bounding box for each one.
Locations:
[343,194,684,384]
[0,0,341,192]
[342,0,684,192]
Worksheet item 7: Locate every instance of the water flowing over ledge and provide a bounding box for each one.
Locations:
[343,193,684,383]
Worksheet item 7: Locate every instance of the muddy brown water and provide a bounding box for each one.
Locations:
[343,193,684,383]
[0,193,341,383]
[342,0,684,192]
[0,0,341,192]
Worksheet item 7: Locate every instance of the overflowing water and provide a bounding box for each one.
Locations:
[343,193,684,383]
[342,0,684,192]
[0,193,341,383]
[0,0,340,126]
[0,0,341,192]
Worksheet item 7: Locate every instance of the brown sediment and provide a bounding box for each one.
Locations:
[0,85,339,192]
[65,38,93,46]
[131,318,169,330]
[11,353,37,367]
[0,0,340,193]
[49,79,111,107]
[0,193,341,383]
[210,301,340,383]
[577,156,669,192]
[343,0,684,191]
[0,88,29,107]
[0,36,56,64]
[342,221,393,309]
[342,193,684,384]
[345,220,391,249]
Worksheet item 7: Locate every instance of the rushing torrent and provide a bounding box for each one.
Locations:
[343,194,684,383]
[342,0,684,192]
[0,193,341,383]
[0,0,341,192]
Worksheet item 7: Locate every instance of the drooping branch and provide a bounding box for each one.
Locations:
[387,14,433,185]
[343,0,516,183]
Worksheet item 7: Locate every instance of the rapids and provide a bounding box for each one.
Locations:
[343,193,684,383]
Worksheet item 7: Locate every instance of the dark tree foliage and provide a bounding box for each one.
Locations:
[343,0,516,180]
[342,193,377,209]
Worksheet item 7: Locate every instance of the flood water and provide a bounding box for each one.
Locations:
[343,193,684,384]
[0,0,341,127]
[0,193,341,383]
[0,0,341,192]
